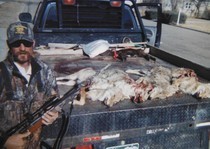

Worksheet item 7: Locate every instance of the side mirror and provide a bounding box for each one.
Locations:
[19,12,32,23]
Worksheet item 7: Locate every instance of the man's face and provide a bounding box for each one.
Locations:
[10,40,34,64]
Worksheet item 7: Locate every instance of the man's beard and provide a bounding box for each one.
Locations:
[13,51,32,64]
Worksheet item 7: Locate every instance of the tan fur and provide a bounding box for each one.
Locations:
[64,67,210,107]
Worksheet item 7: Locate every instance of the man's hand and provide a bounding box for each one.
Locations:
[42,111,59,125]
[4,131,31,149]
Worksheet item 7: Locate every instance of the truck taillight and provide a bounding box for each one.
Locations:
[75,144,93,149]
[110,0,122,7]
[62,0,76,5]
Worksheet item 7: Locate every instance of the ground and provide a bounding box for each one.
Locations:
[178,18,210,34]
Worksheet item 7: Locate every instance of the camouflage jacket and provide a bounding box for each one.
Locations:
[0,53,59,149]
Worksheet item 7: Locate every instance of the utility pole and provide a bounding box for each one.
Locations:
[177,8,182,25]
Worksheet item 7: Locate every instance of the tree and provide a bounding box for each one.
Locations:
[190,0,210,17]
[170,0,182,11]
[171,0,178,11]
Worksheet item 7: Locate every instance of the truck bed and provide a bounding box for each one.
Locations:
[39,46,210,149]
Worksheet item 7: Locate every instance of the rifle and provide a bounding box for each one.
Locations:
[0,82,83,148]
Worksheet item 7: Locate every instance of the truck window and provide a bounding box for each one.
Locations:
[61,2,121,28]
[41,2,58,28]
[41,2,137,30]
[123,6,136,29]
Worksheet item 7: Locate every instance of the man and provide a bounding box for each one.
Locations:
[0,21,59,149]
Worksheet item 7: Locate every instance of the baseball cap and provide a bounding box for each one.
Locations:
[7,21,34,44]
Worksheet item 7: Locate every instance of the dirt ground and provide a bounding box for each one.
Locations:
[178,18,210,34]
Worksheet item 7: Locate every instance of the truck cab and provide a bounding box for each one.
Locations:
[19,0,162,47]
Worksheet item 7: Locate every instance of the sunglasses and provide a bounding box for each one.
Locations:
[10,40,33,48]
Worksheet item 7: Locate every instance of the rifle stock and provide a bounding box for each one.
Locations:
[28,119,43,133]
[0,82,82,148]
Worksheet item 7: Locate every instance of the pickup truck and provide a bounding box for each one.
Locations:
[19,0,210,149]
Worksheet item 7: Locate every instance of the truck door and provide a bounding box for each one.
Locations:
[136,3,162,47]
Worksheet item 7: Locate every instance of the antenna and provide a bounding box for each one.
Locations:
[27,0,31,13]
